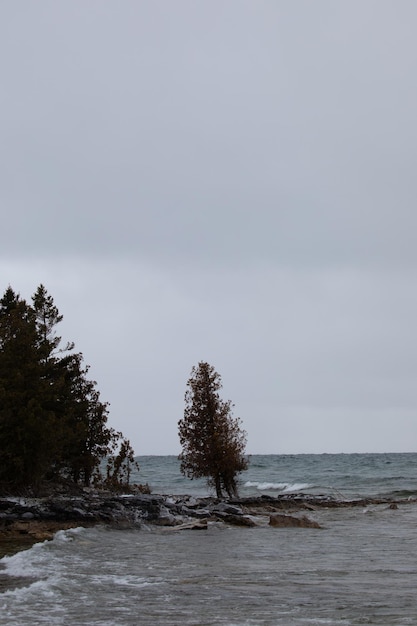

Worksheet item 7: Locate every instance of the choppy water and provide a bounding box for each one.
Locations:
[2,453,417,625]
[136,452,417,500]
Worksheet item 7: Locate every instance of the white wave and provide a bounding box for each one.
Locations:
[90,574,160,588]
[1,526,86,577]
[244,481,311,492]
[245,481,288,490]
[0,527,88,593]
[1,542,48,578]
[282,482,311,493]
[53,526,86,542]
[0,577,57,599]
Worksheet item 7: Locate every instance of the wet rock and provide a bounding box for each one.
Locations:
[0,493,408,538]
[153,505,182,526]
[0,520,85,542]
[21,512,35,520]
[219,513,256,527]
[181,496,200,508]
[212,502,243,515]
[269,514,321,529]
[181,506,211,519]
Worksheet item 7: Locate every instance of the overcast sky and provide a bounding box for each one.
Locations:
[2,1,417,455]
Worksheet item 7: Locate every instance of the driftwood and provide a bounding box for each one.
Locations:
[167,519,208,531]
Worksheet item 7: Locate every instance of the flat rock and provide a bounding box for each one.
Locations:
[0,520,87,542]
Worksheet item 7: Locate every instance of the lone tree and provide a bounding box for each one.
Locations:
[178,361,248,498]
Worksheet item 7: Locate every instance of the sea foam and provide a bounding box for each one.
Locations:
[0,526,86,584]
[1,541,48,578]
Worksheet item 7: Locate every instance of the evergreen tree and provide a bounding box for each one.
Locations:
[178,362,248,498]
[0,287,55,489]
[56,352,124,486]
[0,284,138,493]
[32,284,64,358]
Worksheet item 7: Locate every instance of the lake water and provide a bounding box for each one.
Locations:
[1,453,417,625]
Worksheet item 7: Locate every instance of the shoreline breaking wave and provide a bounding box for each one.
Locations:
[244,481,312,493]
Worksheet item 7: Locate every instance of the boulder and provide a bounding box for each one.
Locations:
[119,495,164,521]
[153,505,182,526]
[220,513,256,527]
[269,514,321,529]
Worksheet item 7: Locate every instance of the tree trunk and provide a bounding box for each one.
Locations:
[223,473,238,498]
[214,473,222,498]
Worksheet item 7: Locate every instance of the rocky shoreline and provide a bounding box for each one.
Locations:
[0,490,408,552]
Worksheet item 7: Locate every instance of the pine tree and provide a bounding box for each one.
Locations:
[178,362,248,498]
[0,287,55,489]
[57,352,113,485]
[0,284,138,493]
[32,284,64,358]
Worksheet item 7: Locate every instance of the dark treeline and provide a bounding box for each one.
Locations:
[0,284,137,494]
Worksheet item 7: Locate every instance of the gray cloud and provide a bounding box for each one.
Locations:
[2,1,417,453]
